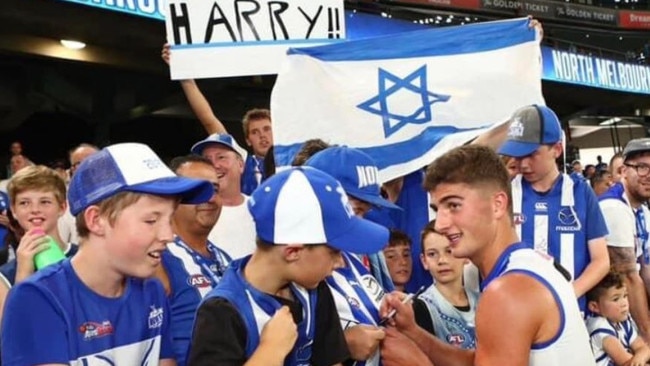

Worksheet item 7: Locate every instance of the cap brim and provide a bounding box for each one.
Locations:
[129,176,214,204]
[497,140,540,158]
[349,191,402,211]
[327,217,389,254]
[190,140,240,156]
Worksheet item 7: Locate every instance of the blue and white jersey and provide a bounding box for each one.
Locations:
[204,256,318,365]
[1,259,174,365]
[586,315,638,366]
[481,243,595,366]
[327,252,385,366]
[162,236,231,366]
[418,285,478,349]
[512,173,608,311]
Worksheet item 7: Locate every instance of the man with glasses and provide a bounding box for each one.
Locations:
[599,138,650,343]
[498,105,609,314]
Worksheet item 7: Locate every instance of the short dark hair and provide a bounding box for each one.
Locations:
[168,155,213,173]
[424,145,512,217]
[590,170,611,189]
[420,219,438,254]
[291,139,332,166]
[388,229,411,248]
[586,271,624,303]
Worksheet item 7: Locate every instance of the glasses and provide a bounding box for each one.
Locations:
[625,163,650,177]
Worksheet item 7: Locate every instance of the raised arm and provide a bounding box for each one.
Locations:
[162,44,227,135]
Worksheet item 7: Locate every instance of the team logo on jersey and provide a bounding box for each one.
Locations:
[187,274,212,288]
[556,207,581,232]
[148,305,164,329]
[447,333,466,346]
[347,296,361,309]
[535,202,548,212]
[513,213,526,225]
[79,321,114,341]
[360,274,385,304]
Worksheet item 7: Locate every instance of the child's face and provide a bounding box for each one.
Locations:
[102,195,175,279]
[384,243,412,288]
[421,232,466,285]
[11,190,65,234]
[591,285,629,323]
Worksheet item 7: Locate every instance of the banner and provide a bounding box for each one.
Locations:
[389,0,480,10]
[541,47,650,95]
[555,3,617,26]
[164,0,345,79]
[271,18,545,181]
[481,0,554,18]
[619,10,650,29]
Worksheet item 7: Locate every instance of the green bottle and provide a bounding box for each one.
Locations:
[33,235,66,270]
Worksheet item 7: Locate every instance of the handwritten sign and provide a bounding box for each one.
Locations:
[164,0,345,79]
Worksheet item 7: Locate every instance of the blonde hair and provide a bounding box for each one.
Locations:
[8,165,66,205]
[75,191,143,238]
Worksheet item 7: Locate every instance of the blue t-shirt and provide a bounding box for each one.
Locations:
[365,170,432,293]
[162,237,231,366]
[1,259,174,365]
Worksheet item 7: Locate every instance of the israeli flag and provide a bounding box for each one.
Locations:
[271,18,545,181]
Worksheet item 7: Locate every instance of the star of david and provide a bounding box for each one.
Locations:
[357,65,451,138]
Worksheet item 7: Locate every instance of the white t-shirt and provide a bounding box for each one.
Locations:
[586,315,638,366]
[58,206,79,245]
[207,196,256,260]
[599,197,649,259]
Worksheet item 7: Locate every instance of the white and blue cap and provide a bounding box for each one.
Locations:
[248,167,389,254]
[497,105,562,158]
[190,133,248,160]
[68,143,215,216]
[304,146,401,210]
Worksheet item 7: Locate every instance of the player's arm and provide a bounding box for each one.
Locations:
[159,359,177,366]
[610,246,650,342]
[474,273,552,366]
[161,43,226,135]
[573,237,609,298]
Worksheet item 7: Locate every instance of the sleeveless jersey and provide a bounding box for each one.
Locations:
[327,252,385,366]
[481,243,596,366]
[162,236,231,366]
[204,256,317,366]
[1,259,173,365]
[418,285,478,349]
[586,315,638,366]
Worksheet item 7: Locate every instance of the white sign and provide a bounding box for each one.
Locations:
[164,0,346,79]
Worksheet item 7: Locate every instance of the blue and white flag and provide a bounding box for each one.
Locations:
[271,18,545,181]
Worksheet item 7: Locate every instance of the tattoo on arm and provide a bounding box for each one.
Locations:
[608,247,637,274]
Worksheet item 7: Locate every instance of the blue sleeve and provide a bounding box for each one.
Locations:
[585,185,609,241]
[1,283,68,365]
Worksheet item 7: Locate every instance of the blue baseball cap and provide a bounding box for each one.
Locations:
[68,143,215,215]
[248,167,389,254]
[191,133,248,159]
[497,105,562,158]
[304,147,401,211]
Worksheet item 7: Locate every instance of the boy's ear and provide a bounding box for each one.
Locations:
[420,253,428,271]
[282,244,305,262]
[587,300,599,315]
[84,206,105,236]
[59,199,68,217]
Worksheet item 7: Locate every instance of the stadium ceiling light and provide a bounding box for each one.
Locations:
[60,39,86,50]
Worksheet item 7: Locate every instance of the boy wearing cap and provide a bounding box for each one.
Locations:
[191,133,256,259]
[188,167,389,366]
[498,104,609,312]
[304,146,400,365]
[598,138,650,343]
[1,142,214,365]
